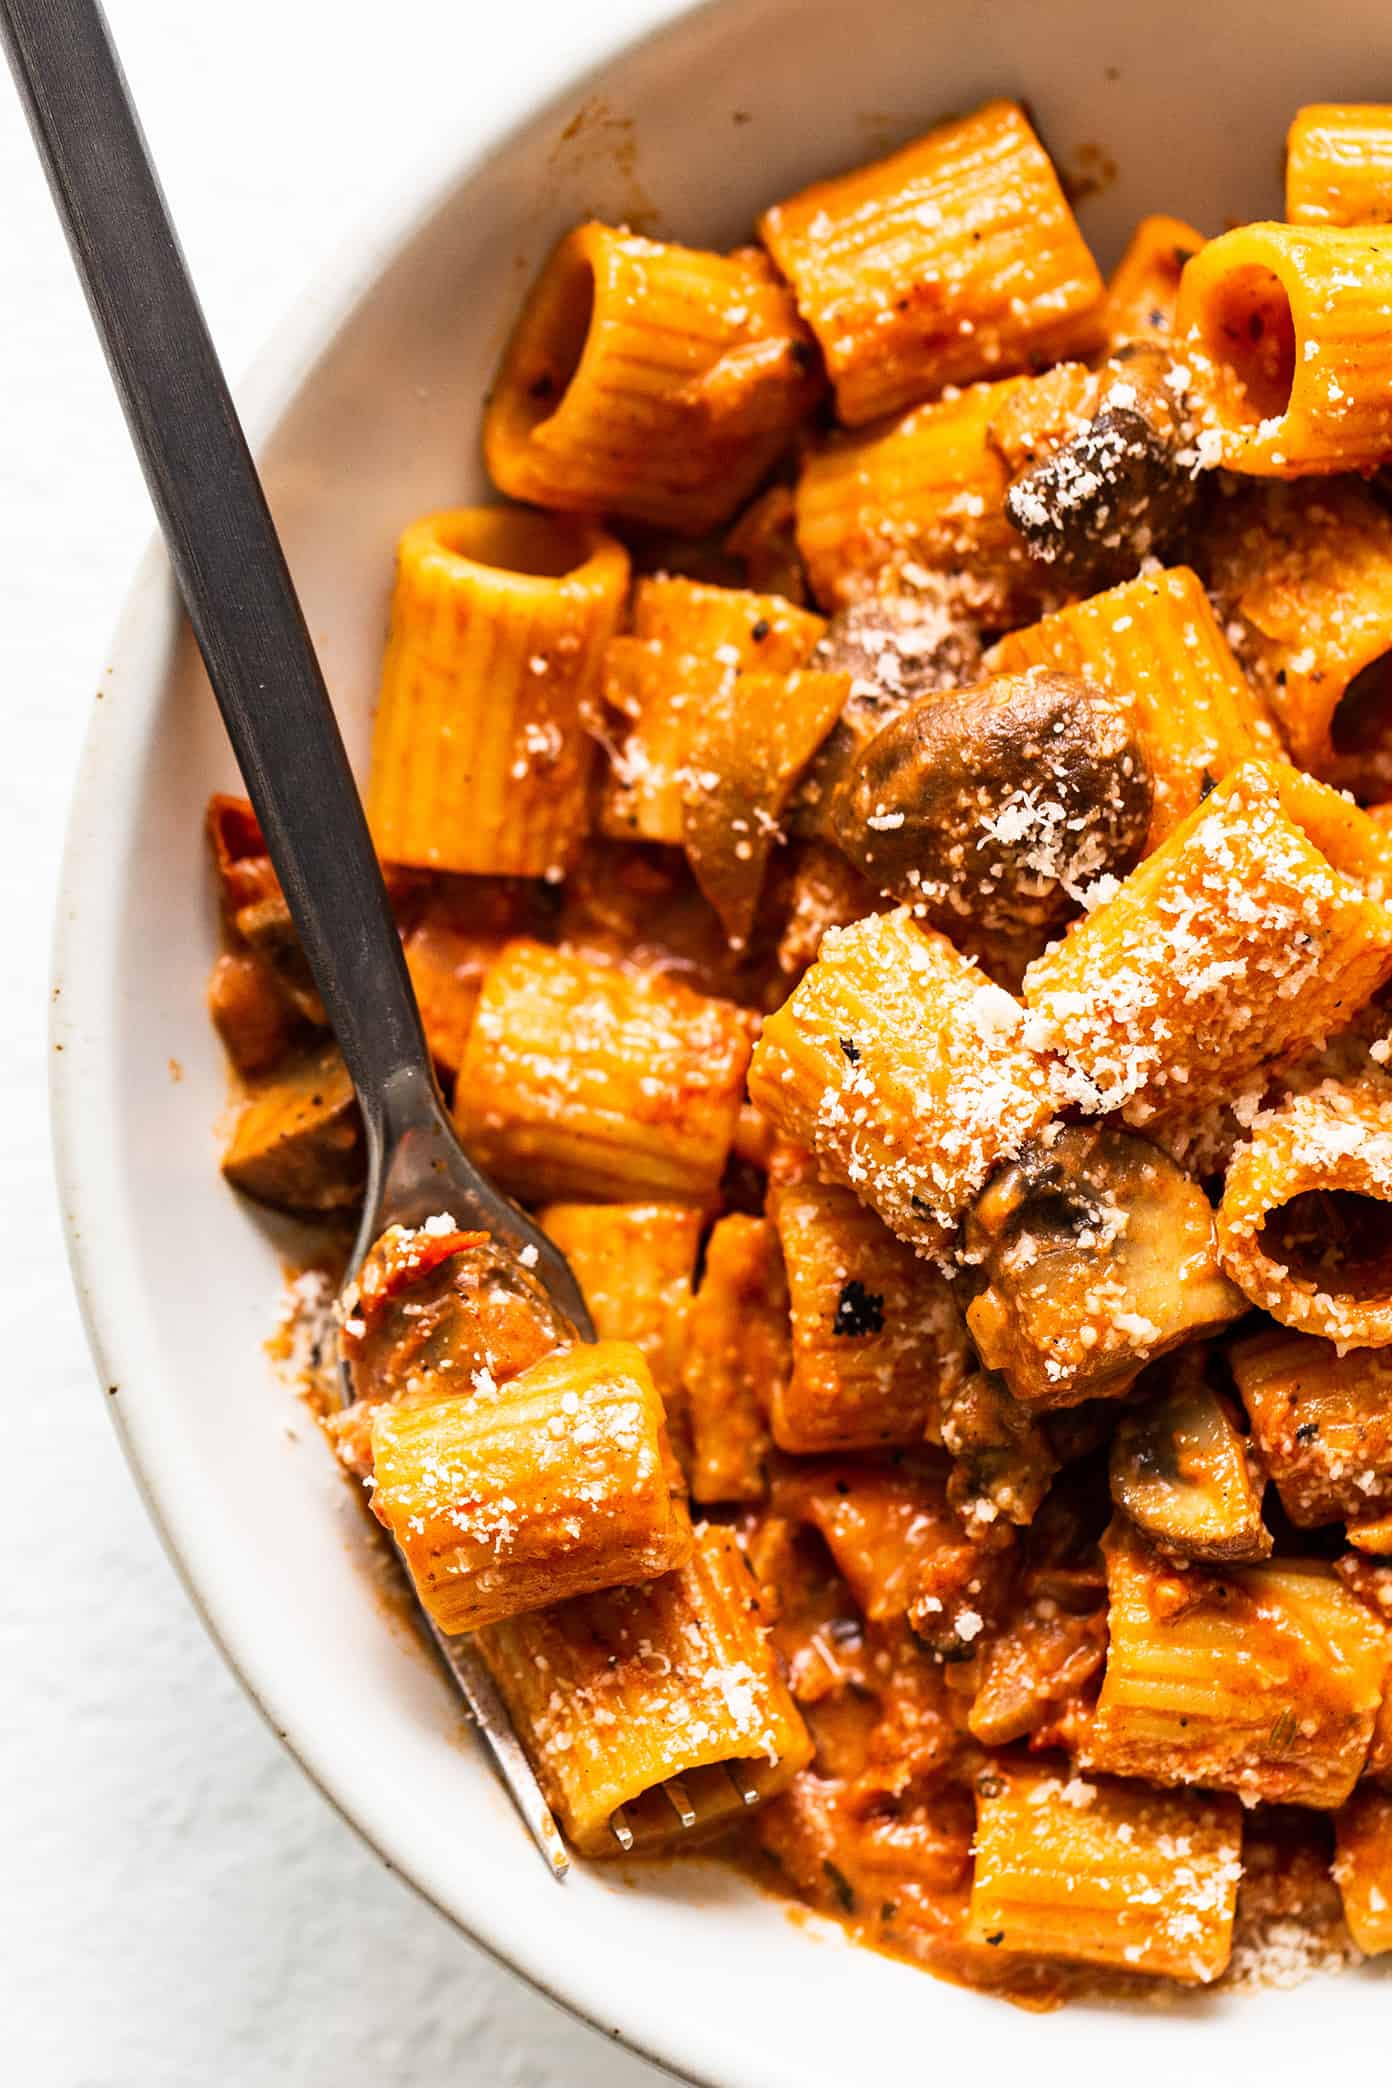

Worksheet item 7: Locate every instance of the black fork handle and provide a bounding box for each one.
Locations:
[0,0,436,1142]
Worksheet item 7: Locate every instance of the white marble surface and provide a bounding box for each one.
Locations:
[1,4,666,2080]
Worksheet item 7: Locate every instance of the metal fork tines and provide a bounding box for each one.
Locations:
[610,1761,767,1852]
[0,0,591,1885]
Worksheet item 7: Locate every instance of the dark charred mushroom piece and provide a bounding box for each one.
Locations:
[791,582,983,835]
[829,666,1151,937]
[233,888,327,1027]
[221,1039,364,1213]
[1110,1349,1271,1564]
[1004,346,1197,590]
[961,1124,1246,1410]
[941,1370,1059,1531]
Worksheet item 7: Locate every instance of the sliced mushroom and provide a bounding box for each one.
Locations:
[941,1370,1059,1531]
[221,1040,363,1213]
[346,1223,568,1408]
[1004,346,1197,591]
[1110,1351,1271,1563]
[961,1123,1247,1409]
[233,889,327,1027]
[792,580,983,834]
[829,666,1151,937]
[967,1601,1108,1746]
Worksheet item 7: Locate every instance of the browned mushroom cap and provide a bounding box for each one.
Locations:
[221,1040,364,1213]
[1110,1349,1271,1565]
[791,580,984,834]
[828,665,1151,937]
[961,1122,1246,1410]
[1004,346,1198,591]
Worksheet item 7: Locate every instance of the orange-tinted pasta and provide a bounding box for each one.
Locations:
[453,941,752,1204]
[759,100,1103,425]
[211,91,1392,2009]
[1022,761,1392,1122]
[1231,1325,1392,1527]
[795,377,1046,619]
[367,508,628,876]
[986,566,1276,850]
[484,224,820,531]
[749,908,1059,1255]
[1287,104,1392,227]
[1177,221,1392,475]
[1202,477,1392,778]
[1100,214,1206,351]
[1217,1080,1392,1347]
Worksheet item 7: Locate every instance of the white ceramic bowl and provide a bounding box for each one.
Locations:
[53,1,1392,2078]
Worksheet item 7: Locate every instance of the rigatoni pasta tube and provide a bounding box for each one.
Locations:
[1334,1789,1392,1954]
[769,1177,970,1452]
[1287,104,1392,227]
[682,1214,785,1503]
[1201,478,1392,781]
[598,639,718,847]
[1217,1081,1392,1348]
[454,941,752,1205]
[476,1523,813,1857]
[1100,214,1205,353]
[369,1340,692,1635]
[537,1201,703,1425]
[1022,761,1392,1122]
[1176,221,1392,474]
[967,1765,1242,1984]
[748,908,1059,1256]
[795,377,1046,618]
[1230,1325,1392,1527]
[986,566,1274,850]
[758,100,1103,426]
[484,223,820,532]
[628,576,825,666]
[1082,1522,1389,1809]
[367,507,628,876]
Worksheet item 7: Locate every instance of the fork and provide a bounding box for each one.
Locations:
[0,0,610,1878]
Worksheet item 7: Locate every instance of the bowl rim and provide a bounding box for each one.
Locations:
[47,3,733,2080]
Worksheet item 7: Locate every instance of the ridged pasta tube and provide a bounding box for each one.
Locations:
[484,224,820,531]
[1177,221,1392,474]
[476,1523,813,1857]
[367,506,628,875]
[759,100,1103,425]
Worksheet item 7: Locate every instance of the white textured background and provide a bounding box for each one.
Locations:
[1,3,667,2079]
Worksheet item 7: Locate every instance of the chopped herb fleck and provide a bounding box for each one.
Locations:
[823,1860,856,1913]
[1295,1421,1320,1444]
[839,1035,860,1063]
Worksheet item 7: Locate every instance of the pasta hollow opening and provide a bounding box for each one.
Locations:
[507,239,596,446]
[432,505,592,580]
[1259,1188,1392,1303]
[1195,263,1296,426]
[1332,649,1392,758]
